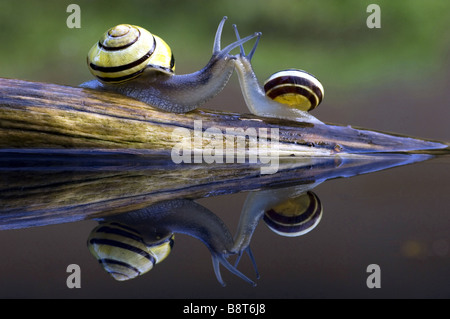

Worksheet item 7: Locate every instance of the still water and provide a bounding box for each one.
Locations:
[0,149,448,299]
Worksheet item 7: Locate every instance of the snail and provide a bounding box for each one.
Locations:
[88,222,174,281]
[80,17,259,113]
[263,191,322,237]
[231,25,324,124]
[232,184,323,261]
[264,69,324,113]
[87,199,258,286]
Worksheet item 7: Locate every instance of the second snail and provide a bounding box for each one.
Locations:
[80,17,325,124]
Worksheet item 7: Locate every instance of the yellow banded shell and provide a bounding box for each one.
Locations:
[87,24,175,83]
[263,69,324,112]
[87,222,174,281]
[263,191,322,237]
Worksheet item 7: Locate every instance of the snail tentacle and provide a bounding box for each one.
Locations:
[234,246,260,279]
[232,24,324,124]
[212,254,257,287]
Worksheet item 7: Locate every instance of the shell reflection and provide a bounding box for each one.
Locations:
[87,222,174,281]
[263,191,322,237]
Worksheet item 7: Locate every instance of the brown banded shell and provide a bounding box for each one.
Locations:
[263,69,324,112]
[263,191,322,237]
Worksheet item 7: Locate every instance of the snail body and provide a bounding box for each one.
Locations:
[232,26,324,124]
[81,17,258,113]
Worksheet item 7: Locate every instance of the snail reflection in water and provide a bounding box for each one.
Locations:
[87,185,323,286]
[80,17,259,113]
[88,199,257,286]
[231,183,323,265]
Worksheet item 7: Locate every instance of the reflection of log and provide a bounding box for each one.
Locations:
[0,78,447,154]
[0,150,434,229]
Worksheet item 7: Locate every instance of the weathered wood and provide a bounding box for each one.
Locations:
[0,78,447,155]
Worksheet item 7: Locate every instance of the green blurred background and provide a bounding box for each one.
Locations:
[0,0,449,137]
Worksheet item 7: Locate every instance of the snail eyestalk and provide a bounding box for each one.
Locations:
[232,24,324,124]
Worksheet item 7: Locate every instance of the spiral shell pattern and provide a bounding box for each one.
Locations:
[263,69,324,112]
[263,191,322,237]
[87,222,174,281]
[87,24,175,83]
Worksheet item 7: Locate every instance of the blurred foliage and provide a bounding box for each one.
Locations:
[0,0,449,91]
